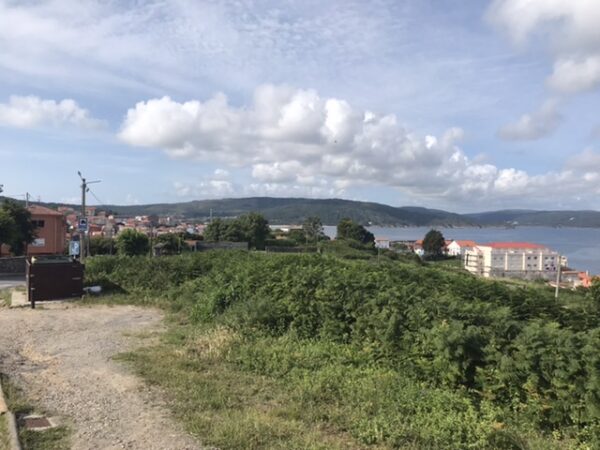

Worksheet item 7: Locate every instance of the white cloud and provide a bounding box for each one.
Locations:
[121,84,600,207]
[547,55,600,93]
[488,0,600,94]
[0,95,102,130]
[174,180,235,199]
[0,0,403,99]
[498,100,562,140]
[567,148,600,172]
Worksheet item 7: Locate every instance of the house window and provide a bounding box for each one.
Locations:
[32,219,45,228]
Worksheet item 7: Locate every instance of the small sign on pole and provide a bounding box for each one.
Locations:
[78,218,88,232]
[69,240,80,257]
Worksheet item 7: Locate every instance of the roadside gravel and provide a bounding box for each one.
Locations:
[0,303,202,450]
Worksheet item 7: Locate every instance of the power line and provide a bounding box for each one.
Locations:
[87,188,104,205]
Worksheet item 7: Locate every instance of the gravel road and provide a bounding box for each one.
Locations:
[0,303,202,450]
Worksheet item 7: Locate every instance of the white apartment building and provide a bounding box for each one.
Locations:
[464,242,560,279]
[375,238,391,249]
[447,240,477,257]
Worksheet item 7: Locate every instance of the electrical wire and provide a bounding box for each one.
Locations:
[87,188,104,205]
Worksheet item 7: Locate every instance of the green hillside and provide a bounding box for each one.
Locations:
[4,195,600,227]
[101,197,472,226]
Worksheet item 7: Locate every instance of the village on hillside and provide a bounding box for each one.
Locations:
[0,203,594,291]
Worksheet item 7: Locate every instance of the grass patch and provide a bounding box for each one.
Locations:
[117,324,377,450]
[0,290,10,308]
[0,375,70,450]
[0,414,11,450]
[117,319,579,450]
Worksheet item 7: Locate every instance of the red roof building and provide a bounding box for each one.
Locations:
[484,242,547,250]
[0,205,67,256]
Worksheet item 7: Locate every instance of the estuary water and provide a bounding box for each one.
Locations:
[323,226,600,275]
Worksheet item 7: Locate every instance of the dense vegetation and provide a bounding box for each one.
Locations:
[422,229,445,257]
[204,212,270,249]
[86,250,600,449]
[0,199,36,256]
[337,218,375,244]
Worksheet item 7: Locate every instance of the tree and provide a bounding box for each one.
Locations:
[204,218,228,242]
[1,200,36,256]
[89,236,114,256]
[287,229,306,245]
[422,229,446,258]
[336,218,374,245]
[303,216,325,244]
[155,233,188,254]
[591,277,600,304]
[238,212,270,249]
[0,209,17,257]
[205,213,270,249]
[115,229,150,256]
[222,220,246,243]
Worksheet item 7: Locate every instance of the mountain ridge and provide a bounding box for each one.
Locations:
[2,196,600,227]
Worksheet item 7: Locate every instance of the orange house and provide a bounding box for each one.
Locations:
[27,205,67,255]
[1,205,67,256]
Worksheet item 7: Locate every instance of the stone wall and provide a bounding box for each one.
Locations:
[0,256,26,274]
[489,268,556,281]
[195,242,249,251]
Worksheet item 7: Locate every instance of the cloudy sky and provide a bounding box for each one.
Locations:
[1,0,599,212]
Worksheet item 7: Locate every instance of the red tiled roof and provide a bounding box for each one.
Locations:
[27,204,63,216]
[452,240,477,247]
[484,242,547,250]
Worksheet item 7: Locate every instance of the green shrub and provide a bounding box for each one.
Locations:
[85,251,600,447]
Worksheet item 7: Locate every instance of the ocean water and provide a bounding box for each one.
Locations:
[323,226,600,275]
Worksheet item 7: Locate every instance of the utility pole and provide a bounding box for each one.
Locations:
[77,171,101,263]
[555,259,562,300]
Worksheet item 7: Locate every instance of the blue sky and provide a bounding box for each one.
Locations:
[0,0,599,212]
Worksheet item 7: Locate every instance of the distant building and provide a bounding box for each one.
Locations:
[375,237,391,249]
[561,271,593,289]
[464,242,560,279]
[269,225,303,233]
[447,240,477,257]
[413,241,424,257]
[0,205,68,256]
[413,239,451,257]
[30,205,68,255]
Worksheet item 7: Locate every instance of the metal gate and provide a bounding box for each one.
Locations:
[26,256,84,308]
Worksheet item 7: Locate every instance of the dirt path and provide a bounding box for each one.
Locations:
[0,303,202,450]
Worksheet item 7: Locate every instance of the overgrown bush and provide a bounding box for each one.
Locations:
[86,251,600,448]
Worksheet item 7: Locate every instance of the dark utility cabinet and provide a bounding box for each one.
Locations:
[27,256,84,308]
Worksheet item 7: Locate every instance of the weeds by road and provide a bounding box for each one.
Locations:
[1,375,69,450]
[0,413,10,450]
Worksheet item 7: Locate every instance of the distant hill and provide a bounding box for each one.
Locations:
[3,196,600,227]
[103,197,474,227]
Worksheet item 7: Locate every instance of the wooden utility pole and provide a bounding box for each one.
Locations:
[77,171,101,263]
[555,260,562,300]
